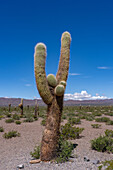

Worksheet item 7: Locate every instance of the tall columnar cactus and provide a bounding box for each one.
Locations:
[8,104,11,112]
[34,31,71,161]
[18,98,23,115]
[34,100,39,118]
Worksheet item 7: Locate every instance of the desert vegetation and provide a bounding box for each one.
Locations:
[0,105,113,167]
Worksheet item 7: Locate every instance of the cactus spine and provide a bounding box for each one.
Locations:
[34,31,71,161]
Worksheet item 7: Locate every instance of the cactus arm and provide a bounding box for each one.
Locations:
[56,31,71,83]
[34,43,53,105]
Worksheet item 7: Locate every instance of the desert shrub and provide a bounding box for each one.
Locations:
[91,124,101,129]
[92,112,102,116]
[24,117,34,122]
[6,113,12,118]
[91,135,113,153]
[106,120,113,125]
[95,117,110,123]
[30,145,40,159]
[68,117,81,125]
[0,115,4,119]
[56,136,74,163]
[85,114,94,121]
[67,113,75,117]
[5,118,14,123]
[13,114,20,120]
[104,112,113,116]
[3,130,20,139]
[24,112,34,122]
[100,160,113,170]
[0,126,4,132]
[41,119,46,126]
[15,120,21,125]
[62,114,67,120]
[34,117,38,121]
[61,123,84,140]
[105,129,113,137]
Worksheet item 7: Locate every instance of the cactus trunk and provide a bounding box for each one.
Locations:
[41,96,63,160]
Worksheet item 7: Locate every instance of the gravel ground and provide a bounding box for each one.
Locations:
[0,116,113,170]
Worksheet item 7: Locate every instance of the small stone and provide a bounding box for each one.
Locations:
[17,164,24,169]
[84,156,90,162]
[92,160,100,164]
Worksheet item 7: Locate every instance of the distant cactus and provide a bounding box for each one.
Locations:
[8,104,11,112]
[34,31,71,161]
[34,100,39,118]
[27,105,29,110]
[18,98,23,115]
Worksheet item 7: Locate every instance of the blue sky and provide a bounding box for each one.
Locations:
[0,0,113,100]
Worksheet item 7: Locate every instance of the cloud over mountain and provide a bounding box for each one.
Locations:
[64,91,108,100]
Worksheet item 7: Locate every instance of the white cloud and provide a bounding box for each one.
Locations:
[25,84,32,87]
[64,91,108,100]
[69,73,81,76]
[97,67,111,70]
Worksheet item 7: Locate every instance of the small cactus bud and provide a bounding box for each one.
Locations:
[59,80,66,87]
[47,74,57,87]
[54,84,65,96]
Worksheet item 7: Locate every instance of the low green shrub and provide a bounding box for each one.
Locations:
[5,118,14,123]
[61,123,84,140]
[67,113,75,117]
[24,112,34,122]
[6,113,12,118]
[91,124,101,129]
[85,115,94,121]
[62,114,67,120]
[99,160,113,170]
[104,112,113,116]
[13,114,20,120]
[106,120,113,125]
[92,112,102,116]
[105,129,113,137]
[24,117,34,122]
[0,126,4,132]
[3,130,20,139]
[30,145,40,159]
[56,136,74,163]
[95,117,110,123]
[91,136,113,153]
[15,120,21,125]
[41,119,46,126]
[0,115,4,119]
[68,117,81,125]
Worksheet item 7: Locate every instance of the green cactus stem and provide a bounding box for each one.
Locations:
[55,84,65,96]
[34,43,53,105]
[56,31,71,83]
[47,74,57,87]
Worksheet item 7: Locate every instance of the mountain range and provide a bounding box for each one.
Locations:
[0,97,113,106]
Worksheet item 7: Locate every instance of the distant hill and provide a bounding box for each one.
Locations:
[0,97,113,106]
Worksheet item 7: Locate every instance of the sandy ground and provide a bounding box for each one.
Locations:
[0,115,113,170]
